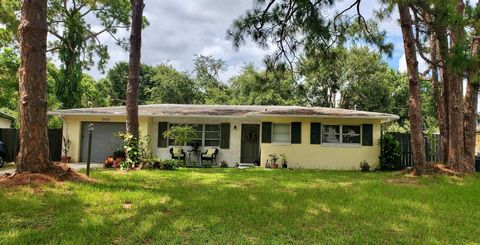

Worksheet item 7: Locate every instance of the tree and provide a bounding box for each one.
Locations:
[126,0,144,140]
[81,75,110,108]
[146,64,200,104]
[103,62,156,106]
[47,0,132,109]
[300,49,345,107]
[338,47,406,114]
[0,48,19,111]
[16,0,51,172]
[229,64,302,105]
[393,0,480,172]
[397,0,426,174]
[0,0,20,47]
[193,55,229,104]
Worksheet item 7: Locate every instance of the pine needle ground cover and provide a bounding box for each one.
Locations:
[1,168,479,244]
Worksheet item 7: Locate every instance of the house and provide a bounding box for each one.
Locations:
[0,112,14,129]
[49,104,399,169]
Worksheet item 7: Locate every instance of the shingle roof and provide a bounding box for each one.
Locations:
[0,112,14,121]
[49,104,399,121]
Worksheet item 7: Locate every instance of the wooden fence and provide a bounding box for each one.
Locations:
[0,128,63,162]
[387,133,442,169]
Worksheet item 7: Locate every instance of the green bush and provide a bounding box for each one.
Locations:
[160,159,178,170]
[379,134,402,170]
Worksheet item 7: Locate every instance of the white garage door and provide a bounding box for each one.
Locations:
[81,122,125,162]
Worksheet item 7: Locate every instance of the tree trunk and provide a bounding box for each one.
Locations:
[16,0,51,172]
[463,35,480,173]
[126,0,144,139]
[447,0,466,171]
[430,27,448,163]
[398,1,426,174]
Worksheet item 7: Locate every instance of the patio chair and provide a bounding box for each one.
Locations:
[201,148,218,166]
[169,147,186,162]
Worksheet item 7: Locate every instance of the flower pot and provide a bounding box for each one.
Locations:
[282,163,288,168]
[60,156,71,163]
[272,163,279,169]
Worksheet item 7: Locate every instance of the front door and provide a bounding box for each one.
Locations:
[241,124,260,163]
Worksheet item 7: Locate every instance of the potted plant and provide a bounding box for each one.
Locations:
[280,153,288,168]
[113,148,126,168]
[60,136,71,163]
[269,153,279,169]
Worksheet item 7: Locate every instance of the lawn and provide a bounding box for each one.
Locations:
[1,168,479,244]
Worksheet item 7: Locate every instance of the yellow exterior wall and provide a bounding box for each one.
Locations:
[62,115,152,162]
[476,133,480,155]
[260,117,382,170]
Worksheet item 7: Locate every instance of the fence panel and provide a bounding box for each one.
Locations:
[387,133,442,169]
[0,128,63,162]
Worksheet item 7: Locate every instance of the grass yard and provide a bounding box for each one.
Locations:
[1,168,480,244]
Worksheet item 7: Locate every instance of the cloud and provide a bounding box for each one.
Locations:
[65,0,406,80]
[398,53,429,73]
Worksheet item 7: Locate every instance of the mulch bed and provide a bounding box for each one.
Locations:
[0,163,93,188]
[404,162,462,176]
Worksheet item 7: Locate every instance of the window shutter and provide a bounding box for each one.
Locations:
[157,122,168,148]
[362,124,373,146]
[220,123,230,149]
[261,122,272,143]
[310,123,321,144]
[291,122,302,144]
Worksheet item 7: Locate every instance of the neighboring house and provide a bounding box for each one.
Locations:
[0,112,14,129]
[49,104,399,169]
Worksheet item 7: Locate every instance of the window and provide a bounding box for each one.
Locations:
[204,124,220,146]
[168,123,221,147]
[188,124,203,147]
[321,125,361,144]
[342,126,361,144]
[322,125,340,143]
[272,123,290,144]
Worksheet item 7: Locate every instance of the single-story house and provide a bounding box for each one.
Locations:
[0,112,14,129]
[49,104,399,169]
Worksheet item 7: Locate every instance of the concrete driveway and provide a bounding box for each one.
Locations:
[0,162,103,175]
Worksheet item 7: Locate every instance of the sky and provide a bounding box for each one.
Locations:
[82,0,413,82]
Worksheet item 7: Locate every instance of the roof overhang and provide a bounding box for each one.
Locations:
[48,111,400,123]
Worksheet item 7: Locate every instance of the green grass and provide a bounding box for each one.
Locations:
[1,168,480,244]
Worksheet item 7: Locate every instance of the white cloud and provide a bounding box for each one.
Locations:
[65,0,407,79]
[398,53,429,73]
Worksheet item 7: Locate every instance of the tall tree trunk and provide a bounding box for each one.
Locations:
[16,0,51,172]
[438,37,450,165]
[430,28,448,163]
[463,35,480,173]
[398,1,426,174]
[126,0,144,139]
[447,0,466,171]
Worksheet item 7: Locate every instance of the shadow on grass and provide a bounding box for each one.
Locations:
[1,168,479,244]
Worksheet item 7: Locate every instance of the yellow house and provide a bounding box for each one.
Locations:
[49,104,398,169]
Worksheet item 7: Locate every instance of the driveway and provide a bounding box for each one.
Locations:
[0,162,103,176]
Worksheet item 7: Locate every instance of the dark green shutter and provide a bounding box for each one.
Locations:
[310,123,321,144]
[261,122,272,143]
[220,123,230,149]
[362,124,373,146]
[158,122,168,148]
[291,122,302,144]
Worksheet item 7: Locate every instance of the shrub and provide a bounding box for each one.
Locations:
[360,160,370,172]
[160,159,178,170]
[113,148,126,159]
[379,133,402,170]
